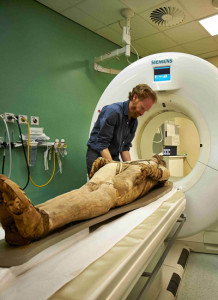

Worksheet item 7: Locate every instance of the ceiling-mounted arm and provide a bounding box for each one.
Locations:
[94,46,130,74]
[94,8,134,74]
[121,8,134,46]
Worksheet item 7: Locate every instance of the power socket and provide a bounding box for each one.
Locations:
[4,113,15,123]
[31,116,39,126]
[18,115,28,124]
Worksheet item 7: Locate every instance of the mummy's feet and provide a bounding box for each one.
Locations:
[0,175,49,245]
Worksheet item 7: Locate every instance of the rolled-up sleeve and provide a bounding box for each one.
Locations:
[96,108,118,151]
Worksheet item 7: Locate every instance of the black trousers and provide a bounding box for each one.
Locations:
[86,147,120,177]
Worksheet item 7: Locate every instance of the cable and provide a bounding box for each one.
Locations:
[29,149,56,187]
[0,115,12,178]
[2,149,5,174]
[15,116,30,190]
[126,44,140,65]
[25,118,56,187]
[153,127,163,144]
[131,44,139,60]
[118,20,123,30]
[126,56,132,64]
[184,157,218,172]
[198,160,218,172]
[184,157,193,170]
[1,130,6,174]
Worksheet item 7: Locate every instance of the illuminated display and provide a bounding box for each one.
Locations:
[154,66,170,81]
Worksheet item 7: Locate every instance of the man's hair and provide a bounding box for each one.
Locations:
[129,84,157,103]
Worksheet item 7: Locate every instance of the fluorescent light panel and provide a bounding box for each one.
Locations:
[199,14,218,36]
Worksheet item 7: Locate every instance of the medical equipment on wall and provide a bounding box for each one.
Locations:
[153,127,163,144]
[0,114,67,188]
[90,52,218,238]
[164,121,180,146]
[52,139,67,174]
[29,141,38,166]
[163,120,180,156]
[23,127,50,167]
[22,127,50,143]
[24,119,67,186]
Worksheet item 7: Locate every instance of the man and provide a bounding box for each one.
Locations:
[86,84,157,176]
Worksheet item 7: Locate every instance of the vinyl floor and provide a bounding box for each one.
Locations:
[177,252,218,300]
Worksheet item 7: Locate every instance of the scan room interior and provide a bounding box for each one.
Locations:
[0,1,218,300]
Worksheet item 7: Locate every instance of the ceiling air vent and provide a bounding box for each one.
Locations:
[150,6,185,27]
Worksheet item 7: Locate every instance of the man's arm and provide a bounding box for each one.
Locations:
[100,148,113,161]
[95,108,118,153]
[122,120,138,159]
[121,151,131,162]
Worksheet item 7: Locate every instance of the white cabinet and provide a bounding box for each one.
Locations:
[163,155,186,177]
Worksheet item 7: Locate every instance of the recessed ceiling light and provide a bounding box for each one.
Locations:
[199,14,218,36]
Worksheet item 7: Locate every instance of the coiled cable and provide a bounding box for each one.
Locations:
[0,115,12,178]
[15,116,30,190]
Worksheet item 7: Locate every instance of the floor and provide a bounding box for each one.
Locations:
[126,251,218,300]
[177,252,218,300]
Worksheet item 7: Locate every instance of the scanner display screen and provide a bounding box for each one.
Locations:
[154,66,170,81]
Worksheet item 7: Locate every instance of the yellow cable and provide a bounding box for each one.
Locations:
[29,149,55,187]
[24,118,56,187]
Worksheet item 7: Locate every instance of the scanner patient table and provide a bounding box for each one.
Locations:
[0,186,185,300]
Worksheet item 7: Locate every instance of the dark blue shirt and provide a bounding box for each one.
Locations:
[87,100,138,156]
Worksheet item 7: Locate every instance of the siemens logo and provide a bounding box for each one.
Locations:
[152,59,173,64]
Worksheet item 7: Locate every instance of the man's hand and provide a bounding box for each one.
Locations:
[121,151,131,162]
[100,148,113,161]
[89,157,111,178]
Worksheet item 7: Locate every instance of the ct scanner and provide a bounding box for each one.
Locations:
[90,52,218,238]
[0,53,217,300]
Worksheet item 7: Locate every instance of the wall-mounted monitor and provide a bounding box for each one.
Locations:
[154,66,170,81]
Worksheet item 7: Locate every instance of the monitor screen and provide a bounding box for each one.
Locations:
[154,66,170,81]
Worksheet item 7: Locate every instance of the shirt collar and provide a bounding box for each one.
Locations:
[123,100,129,116]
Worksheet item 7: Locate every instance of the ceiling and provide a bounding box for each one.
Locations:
[36,0,218,60]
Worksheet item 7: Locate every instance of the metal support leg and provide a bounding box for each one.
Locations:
[136,214,186,300]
